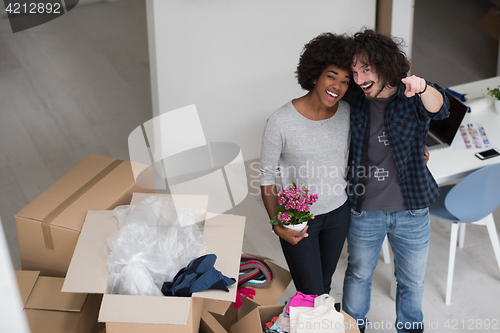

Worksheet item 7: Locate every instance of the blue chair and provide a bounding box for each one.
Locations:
[429,163,500,304]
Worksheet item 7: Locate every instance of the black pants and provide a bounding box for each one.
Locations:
[280,199,350,295]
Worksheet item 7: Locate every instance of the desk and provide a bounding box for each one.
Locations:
[427,76,500,184]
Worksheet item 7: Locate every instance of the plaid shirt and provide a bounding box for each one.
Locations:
[347,81,450,212]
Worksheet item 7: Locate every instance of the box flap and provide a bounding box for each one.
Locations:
[26,276,87,312]
[200,309,228,333]
[203,299,232,316]
[254,305,285,327]
[192,213,245,302]
[342,310,360,333]
[130,193,209,223]
[15,270,40,306]
[99,294,192,325]
[62,211,117,294]
[230,305,284,333]
[209,306,238,332]
[229,306,262,333]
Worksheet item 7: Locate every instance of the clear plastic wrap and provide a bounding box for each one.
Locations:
[107,196,207,296]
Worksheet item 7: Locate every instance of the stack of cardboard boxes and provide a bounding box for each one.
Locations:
[14,154,154,332]
[15,154,152,278]
[14,154,357,333]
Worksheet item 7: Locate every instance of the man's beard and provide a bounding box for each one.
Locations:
[365,80,387,101]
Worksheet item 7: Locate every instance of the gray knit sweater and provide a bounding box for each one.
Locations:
[259,100,350,215]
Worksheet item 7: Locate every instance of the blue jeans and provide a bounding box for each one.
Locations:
[342,208,430,333]
[280,200,350,295]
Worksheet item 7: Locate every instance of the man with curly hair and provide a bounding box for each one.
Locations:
[342,29,450,333]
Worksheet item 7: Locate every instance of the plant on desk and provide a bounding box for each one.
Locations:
[486,86,500,115]
[486,86,500,100]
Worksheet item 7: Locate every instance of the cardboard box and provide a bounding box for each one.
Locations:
[15,270,104,333]
[230,304,360,333]
[62,193,245,333]
[477,7,500,53]
[15,154,154,277]
[203,253,292,331]
[203,299,233,316]
[200,309,228,333]
[204,304,238,333]
[234,254,292,320]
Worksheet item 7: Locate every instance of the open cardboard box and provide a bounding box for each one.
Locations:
[201,305,238,333]
[62,193,245,333]
[230,304,360,333]
[204,253,292,332]
[15,270,104,333]
[234,253,292,319]
[200,309,229,333]
[15,154,154,277]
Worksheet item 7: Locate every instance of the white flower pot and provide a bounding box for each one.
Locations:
[284,221,308,232]
[494,100,500,116]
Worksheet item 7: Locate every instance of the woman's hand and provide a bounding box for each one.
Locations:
[273,225,309,245]
[263,184,309,245]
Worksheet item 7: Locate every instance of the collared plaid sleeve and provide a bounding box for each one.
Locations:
[416,81,450,121]
[386,83,450,209]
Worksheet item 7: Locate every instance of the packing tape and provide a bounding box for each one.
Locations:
[41,159,124,250]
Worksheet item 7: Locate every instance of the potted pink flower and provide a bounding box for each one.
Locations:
[270,181,318,231]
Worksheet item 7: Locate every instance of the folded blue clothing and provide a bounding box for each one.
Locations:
[162,254,235,297]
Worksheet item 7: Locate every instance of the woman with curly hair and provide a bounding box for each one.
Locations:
[259,33,358,295]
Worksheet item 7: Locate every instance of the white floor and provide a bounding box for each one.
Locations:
[1,0,500,332]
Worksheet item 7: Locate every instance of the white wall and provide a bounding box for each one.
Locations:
[146,1,376,162]
[391,0,414,60]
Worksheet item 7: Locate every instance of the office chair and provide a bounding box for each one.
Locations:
[429,163,500,305]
